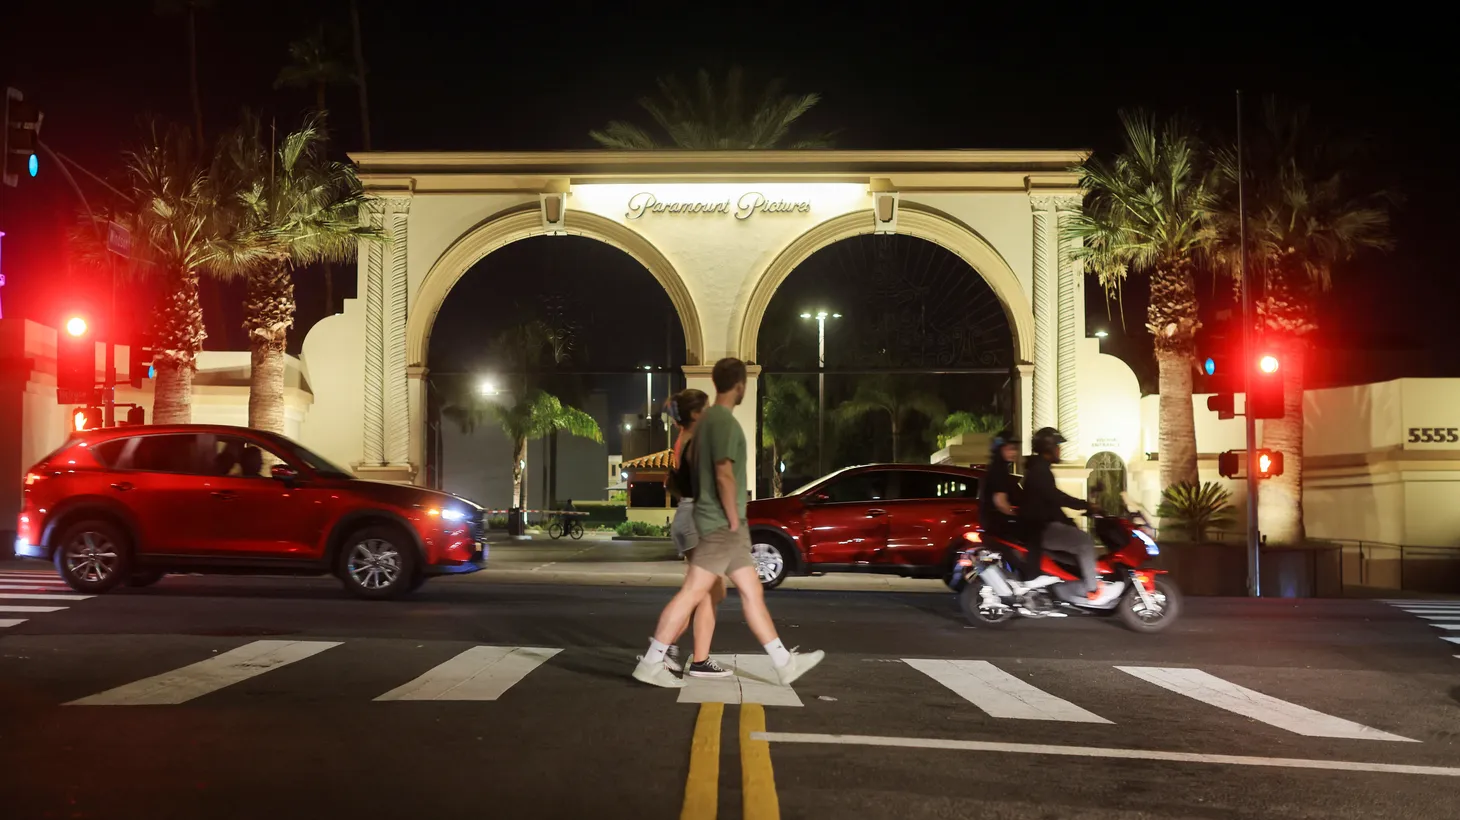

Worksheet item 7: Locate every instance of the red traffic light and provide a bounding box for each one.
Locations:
[1258,354,1279,374]
[72,406,101,432]
[65,316,88,337]
[1255,448,1284,479]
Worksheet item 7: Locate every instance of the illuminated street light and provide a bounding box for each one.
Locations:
[478,379,497,396]
[1094,329,1109,339]
[801,309,841,477]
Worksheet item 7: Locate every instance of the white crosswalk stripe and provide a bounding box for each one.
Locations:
[0,592,91,601]
[1384,602,1460,656]
[375,646,561,701]
[1116,666,1413,742]
[678,654,803,707]
[0,618,27,628]
[67,640,342,706]
[0,605,66,613]
[903,659,1110,723]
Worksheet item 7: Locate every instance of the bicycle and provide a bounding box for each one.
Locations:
[547,514,584,540]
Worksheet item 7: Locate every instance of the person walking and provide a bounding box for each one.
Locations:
[632,358,825,689]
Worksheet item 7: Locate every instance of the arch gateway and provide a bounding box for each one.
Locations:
[297,150,1143,493]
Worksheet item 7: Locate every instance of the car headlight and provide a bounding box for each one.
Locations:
[439,508,467,522]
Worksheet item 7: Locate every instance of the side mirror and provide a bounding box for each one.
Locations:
[270,464,299,482]
[804,492,830,505]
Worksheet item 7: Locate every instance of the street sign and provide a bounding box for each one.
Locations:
[107,222,131,257]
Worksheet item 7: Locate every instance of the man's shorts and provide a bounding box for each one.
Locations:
[688,527,754,575]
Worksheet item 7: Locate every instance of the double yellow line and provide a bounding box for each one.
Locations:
[681,702,779,820]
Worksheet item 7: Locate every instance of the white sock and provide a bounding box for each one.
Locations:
[643,638,670,666]
[763,639,791,668]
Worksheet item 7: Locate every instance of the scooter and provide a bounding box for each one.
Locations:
[951,501,1181,633]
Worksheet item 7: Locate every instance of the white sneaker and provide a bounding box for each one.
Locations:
[1023,575,1062,590]
[774,649,825,687]
[632,658,686,688]
[1086,581,1126,607]
[637,645,683,673]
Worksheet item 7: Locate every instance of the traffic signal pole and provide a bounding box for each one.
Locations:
[1236,90,1261,598]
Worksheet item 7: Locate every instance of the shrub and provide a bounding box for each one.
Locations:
[1157,481,1235,542]
[615,520,667,538]
[487,516,509,530]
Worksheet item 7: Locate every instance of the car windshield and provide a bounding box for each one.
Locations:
[284,441,353,479]
[787,466,857,497]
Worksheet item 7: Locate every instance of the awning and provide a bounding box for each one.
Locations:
[621,449,674,470]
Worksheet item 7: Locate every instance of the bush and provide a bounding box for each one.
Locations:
[615,520,668,538]
[574,500,628,527]
[487,516,508,530]
[1157,481,1235,542]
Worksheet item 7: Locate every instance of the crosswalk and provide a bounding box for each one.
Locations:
[1382,599,1460,658]
[34,639,1417,745]
[0,570,91,628]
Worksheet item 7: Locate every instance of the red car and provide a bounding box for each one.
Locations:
[747,463,984,589]
[13,425,486,599]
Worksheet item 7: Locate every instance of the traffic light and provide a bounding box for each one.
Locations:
[1248,349,1284,419]
[1204,352,1237,420]
[128,336,155,389]
[3,87,43,188]
[1255,448,1284,479]
[56,312,96,400]
[71,406,102,433]
[124,406,146,427]
[1218,450,1240,478]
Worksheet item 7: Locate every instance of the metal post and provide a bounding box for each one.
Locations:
[104,255,117,427]
[1237,89,1261,598]
[817,314,826,478]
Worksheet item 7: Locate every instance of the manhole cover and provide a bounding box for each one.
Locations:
[185,627,300,637]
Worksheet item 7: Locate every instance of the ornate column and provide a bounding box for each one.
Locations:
[360,199,386,466]
[1029,197,1057,432]
[1015,364,1035,455]
[1055,195,1083,457]
[407,365,429,485]
[682,363,761,498]
[384,199,411,467]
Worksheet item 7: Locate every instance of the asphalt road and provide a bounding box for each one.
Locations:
[1,562,1458,820]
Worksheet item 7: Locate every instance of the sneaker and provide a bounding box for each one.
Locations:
[632,658,686,689]
[635,645,683,673]
[1023,575,1062,590]
[687,658,734,678]
[1086,581,1126,607]
[774,649,825,687]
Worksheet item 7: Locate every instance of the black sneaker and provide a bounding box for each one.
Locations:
[686,658,734,678]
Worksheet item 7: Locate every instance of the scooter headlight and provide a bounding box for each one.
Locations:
[1133,529,1160,556]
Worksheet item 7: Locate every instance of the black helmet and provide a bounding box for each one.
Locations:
[1031,427,1067,456]
[989,428,1020,456]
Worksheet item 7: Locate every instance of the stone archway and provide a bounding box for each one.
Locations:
[1086,450,1127,513]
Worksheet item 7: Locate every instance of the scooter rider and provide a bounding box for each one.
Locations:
[1020,427,1125,606]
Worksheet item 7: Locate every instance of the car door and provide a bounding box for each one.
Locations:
[195,433,334,559]
[799,470,891,564]
[96,432,213,555]
[880,470,980,568]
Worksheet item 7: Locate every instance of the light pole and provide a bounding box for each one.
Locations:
[800,310,840,477]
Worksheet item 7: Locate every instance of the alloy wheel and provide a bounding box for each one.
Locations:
[64,531,119,584]
[751,541,785,585]
[346,538,402,591]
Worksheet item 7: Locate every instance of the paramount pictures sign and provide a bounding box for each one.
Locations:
[625,191,811,221]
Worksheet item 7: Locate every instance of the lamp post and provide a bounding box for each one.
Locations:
[800,310,840,478]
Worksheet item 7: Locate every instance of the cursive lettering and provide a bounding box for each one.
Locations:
[625,191,811,221]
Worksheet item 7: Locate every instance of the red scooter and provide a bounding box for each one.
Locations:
[952,502,1181,633]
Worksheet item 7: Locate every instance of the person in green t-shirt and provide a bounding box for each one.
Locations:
[631,358,825,689]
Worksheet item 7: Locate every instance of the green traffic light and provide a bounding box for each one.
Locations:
[27,153,37,177]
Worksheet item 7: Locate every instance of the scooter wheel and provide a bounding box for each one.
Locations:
[1117,577,1182,633]
[959,582,1017,627]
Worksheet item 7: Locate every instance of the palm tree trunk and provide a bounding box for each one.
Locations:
[244,265,295,434]
[511,436,528,508]
[187,7,204,145]
[349,0,372,151]
[890,413,900,464]
[1156,351,1200,488]
[770,443,783,497]
[1259,337,1306,544]
[153,359,194,425]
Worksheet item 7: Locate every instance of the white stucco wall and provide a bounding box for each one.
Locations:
[297,306,365,470]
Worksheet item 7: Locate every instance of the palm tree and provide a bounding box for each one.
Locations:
[590,65,832,149]
[444,390,602,509]
[348,0,373,150]
[937,410,1005,449]
[213,113,378,434]
[761,376,816,496]
[835,376,946,463]
[1066,112,1219,490]
[1210,100,1394,544]
[153,0,213,146]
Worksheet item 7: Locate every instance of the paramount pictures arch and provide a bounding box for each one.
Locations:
[299,150,1144,493]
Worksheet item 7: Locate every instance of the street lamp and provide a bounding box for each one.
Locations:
[800,310,840,477]
[1093,329,1109,339]
[478,378,497,397]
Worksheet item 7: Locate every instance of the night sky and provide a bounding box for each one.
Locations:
[3,3,1455,399]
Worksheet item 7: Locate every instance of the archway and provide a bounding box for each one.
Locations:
[1086,451,1127,514]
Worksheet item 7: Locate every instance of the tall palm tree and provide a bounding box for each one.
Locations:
[761,376,816,496]
[1210,100,1394,544]
[1066,112,1219,490]
[213,113,378,434]
[590,65,832,149]
[444,390,602,509]
[153,0,214,146]
[835,375,946,463]
[348,0,373,151]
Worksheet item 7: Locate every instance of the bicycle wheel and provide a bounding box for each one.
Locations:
[548,521,564,540]
[569,520,584,540]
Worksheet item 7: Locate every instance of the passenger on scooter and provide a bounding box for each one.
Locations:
[978,429,1021,540]
[1020,427,1125,606]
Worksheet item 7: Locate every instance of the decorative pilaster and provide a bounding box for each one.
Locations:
[362,199,386,465]
[1055,196,1082,457]
[1029,197,1057,432]
[384,199,411,465]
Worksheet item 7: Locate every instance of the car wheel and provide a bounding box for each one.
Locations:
[750,537,789,590]
[54,518,131,594]
[337,525,418,600]
[126,570,166,588]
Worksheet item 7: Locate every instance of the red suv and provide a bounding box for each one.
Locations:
[747,463,983,589]
[14,425,486,599]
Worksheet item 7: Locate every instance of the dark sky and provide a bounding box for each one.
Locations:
[2,2,1456,391]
